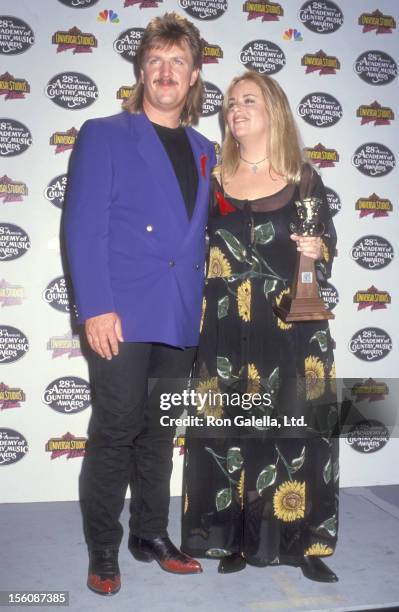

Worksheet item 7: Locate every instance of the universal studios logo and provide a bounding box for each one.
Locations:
[179,1,228,21]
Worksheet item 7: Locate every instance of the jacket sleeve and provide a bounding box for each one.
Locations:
[63,119,116,323]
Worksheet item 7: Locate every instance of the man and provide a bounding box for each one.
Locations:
[64,12,216,595]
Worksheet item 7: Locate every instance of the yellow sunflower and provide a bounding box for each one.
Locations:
[304,543,333,557]
[200,297,206,333]
[195,377,224,419]
[247,363,261,395]
[237,470,245,510]
[304,355,325,401]
[274,288,292,330]
[321,240,330,262]
[273,480,305,522]
[237,279,251,322]
[208,247,232,278]
[329,362,336,394]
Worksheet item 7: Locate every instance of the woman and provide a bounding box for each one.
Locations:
[181,71,339,582]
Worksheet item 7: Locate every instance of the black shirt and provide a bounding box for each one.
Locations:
[152,122,198,221]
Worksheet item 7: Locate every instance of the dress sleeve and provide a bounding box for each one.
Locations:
[310,170,337,282]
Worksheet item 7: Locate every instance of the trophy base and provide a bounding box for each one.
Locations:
[274,296,334,322]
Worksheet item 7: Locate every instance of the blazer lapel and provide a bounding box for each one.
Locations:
[185,127,208,229]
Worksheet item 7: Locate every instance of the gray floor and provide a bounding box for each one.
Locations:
[1,486,399,612]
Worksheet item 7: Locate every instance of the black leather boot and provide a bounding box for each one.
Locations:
[218,553,247,574]
[301,556,338,582]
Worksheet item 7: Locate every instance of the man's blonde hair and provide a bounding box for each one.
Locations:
[122,12,203,126]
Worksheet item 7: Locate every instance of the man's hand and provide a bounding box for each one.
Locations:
[84,312,124,359]
[290,234,323,261]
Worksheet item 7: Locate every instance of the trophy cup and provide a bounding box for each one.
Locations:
[274,197,334,322]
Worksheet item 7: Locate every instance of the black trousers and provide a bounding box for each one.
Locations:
[80,342,196,550]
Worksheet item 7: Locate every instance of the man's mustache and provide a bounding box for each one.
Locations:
[154,78,178,86]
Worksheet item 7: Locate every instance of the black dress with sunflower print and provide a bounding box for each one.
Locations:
[181,166,339,566]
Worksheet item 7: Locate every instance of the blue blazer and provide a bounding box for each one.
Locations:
[64,111,216,346]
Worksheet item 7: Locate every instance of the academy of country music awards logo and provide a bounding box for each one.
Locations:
[325,186,341,217]
[201,82,223,117]
[46,73,98,110]
[0,223,30,261]
[240,40,285,74]
[114,28,144,63]
[320,282,339,311]
[297,92,342,128]
[179,0,228,21]
[347,420,390,454]
[352,144,395,178]
[349,328,392,362]
[0,326,29,365]
[298,1,343,34]
[42,377,91,414]
[42,276,74,313]
[52,27,97,54]
[354,51,397,86]
[353,286,390,311]
[0,279,25,307]
[57,0,99,7]
[0,175,28,204]
[45,175,68,209]
[0,120,32,157]
[350,236,393,270]
[0,429,28,465]
[0,17,34,55]
[0,72,30,100]
[0,383,26,411]
[355,194,392,219]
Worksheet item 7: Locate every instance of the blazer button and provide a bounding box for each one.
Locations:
[146,225,153,232]
[169,260,175,267]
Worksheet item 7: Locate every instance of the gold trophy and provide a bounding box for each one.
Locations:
[274,197,334,322]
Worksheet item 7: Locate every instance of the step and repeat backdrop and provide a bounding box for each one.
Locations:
[1,0,398,502]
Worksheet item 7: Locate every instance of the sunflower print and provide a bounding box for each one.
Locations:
[329,361,336,394]
[247,363,261,395]
[200,297,206,333]
[321,240,330,262]
[195,377,224,419]
[273,480,305,522]
[304,543,334,557]
[237,279,251,322]
[208,247,232,278]
[274,288,293,331]
[304,355,325,401]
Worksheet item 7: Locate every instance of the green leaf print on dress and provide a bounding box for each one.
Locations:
[227,447,244,473]
[215,229,247,262]
[254,221,275,245]
[256,464,277,495]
